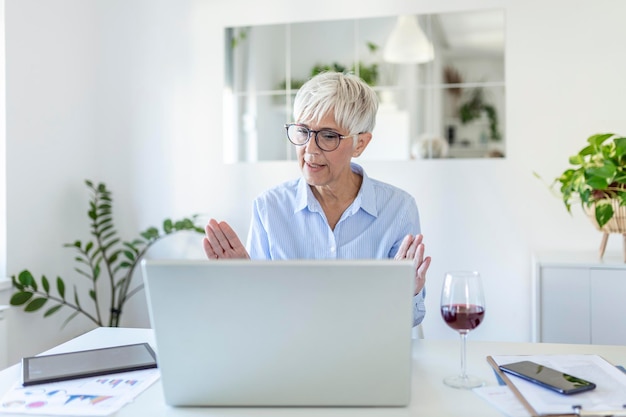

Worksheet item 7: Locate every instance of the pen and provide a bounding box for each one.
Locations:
[573,404,626,417]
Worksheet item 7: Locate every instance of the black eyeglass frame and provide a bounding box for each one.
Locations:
[284,123,360,152]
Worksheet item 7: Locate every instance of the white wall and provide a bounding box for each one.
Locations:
[0,0,6,279]
[3,0,626,364]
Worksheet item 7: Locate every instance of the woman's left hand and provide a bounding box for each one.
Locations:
[395,234,431,295]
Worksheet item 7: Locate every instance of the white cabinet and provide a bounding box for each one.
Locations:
[0,306,8,369]
[534,253,626,345]
[590,268,626,345]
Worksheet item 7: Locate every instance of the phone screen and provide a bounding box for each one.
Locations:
[499,360,596,395]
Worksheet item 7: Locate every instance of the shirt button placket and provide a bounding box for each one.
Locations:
[329,229,337,259]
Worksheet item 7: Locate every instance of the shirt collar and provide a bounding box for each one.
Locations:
[294,163,378,218]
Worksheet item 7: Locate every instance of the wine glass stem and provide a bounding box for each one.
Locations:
[459,332,468,379]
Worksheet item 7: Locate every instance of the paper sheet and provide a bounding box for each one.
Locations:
[490,354,626,416]
[0,368,160,416]
[473,385,532,417]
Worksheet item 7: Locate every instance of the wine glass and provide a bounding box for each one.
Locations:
[440,271,486,389]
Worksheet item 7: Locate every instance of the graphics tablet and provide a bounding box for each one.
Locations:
[21,342,157,386]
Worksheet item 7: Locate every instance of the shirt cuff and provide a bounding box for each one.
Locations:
[413,287,426,327]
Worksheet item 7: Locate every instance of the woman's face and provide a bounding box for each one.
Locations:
[296,113,371,189]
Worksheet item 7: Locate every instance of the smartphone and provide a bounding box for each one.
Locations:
[22,343,157,386]
[499,360,596,395]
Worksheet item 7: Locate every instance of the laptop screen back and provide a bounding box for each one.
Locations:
[142,259,414,407]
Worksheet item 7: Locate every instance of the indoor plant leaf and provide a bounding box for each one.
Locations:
[25,297,48,312]
[10,291,34,306]
[595,202,614,228]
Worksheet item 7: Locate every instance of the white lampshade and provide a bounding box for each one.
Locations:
[383,15,434,64]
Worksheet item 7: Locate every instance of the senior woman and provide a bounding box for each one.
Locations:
[203,71,431,326]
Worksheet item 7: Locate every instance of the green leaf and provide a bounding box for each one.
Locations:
[98,224,114,236]
[25,297,48,312]
[42,276,50,294]
[57,277,66,300]
[569,154,584,165]
[102,238,121,252]
[140,227,159,240]
[163,219,173,233]
[101,230,117,242]
[123,241,139,252]
[11,275,24,291]
[115,278,127,289]
[586,162,616,180]
[10,291,33,306]
[18,270,35,287]
[89,290,96,301]
[587,133,614,148]
[595,202,614,227]
[74,267,93,280]
[44,304,63,317]
[62,311,81,329]
[577,145,595,157]
[108,253,119,264]
[586,176,610,190]
[74,286,81,308]
[615,137,626,156]
[175,218,194,230]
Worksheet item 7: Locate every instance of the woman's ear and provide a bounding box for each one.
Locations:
[352,133,372,157]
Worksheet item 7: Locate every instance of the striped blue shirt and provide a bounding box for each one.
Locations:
[245,163,426,326]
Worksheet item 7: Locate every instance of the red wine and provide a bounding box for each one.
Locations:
[441,304,485,331]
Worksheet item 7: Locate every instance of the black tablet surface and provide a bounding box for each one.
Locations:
[21,342,157,386]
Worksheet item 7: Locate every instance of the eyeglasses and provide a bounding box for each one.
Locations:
[285,123,357,152]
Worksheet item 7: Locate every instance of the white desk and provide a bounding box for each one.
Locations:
[1,328,625,416]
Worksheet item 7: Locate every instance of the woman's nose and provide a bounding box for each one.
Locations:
[304,132,321,153]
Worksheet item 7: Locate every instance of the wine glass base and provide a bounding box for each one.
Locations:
[443,374,484,389]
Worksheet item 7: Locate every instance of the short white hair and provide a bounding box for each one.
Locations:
[293,72,378,134]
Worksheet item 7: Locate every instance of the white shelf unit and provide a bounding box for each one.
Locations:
[533,252,626,345]
[0,305,8,369]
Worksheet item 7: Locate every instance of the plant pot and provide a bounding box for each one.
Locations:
[585,200,626,233]
[585,200,626,262]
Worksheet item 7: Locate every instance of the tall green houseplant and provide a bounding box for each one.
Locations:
[11,180,205,327]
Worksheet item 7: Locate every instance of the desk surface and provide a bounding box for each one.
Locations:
[1,328,625,417]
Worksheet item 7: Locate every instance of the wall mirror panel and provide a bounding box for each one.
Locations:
[224,9,505,162]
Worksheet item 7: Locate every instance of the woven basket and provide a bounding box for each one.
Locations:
[585,200,626,233]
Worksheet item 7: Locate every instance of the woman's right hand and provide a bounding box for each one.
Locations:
[203,218,250,260]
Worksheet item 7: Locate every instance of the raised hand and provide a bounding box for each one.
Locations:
[203,218,250,260]
[395,234,431,295]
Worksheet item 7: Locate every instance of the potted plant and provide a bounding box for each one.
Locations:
[551,133,626,230]
[10,180,205,328]
[458,87,501,141]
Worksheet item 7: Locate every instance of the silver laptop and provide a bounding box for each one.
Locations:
[141,259,414,407]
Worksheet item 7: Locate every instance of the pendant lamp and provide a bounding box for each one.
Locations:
[383,15,434,64]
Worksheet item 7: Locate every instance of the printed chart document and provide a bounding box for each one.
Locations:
[0,368,159,416]
[488,354,626,417]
